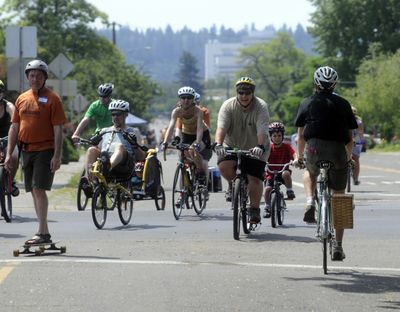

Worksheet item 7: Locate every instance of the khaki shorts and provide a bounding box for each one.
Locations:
[22,149,55,192]
[305,138,348,190]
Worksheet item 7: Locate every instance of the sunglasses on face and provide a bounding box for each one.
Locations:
[111,112,123,117]
[179,96,194,100]
[237,91,252,96]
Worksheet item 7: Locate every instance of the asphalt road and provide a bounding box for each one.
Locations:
[0,151,399,311]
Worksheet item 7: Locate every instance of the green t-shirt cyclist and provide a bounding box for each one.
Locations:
[72,83,114,141]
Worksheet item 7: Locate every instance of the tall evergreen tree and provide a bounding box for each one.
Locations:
[176,51,202,94]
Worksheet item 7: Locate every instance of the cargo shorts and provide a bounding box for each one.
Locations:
[305,138,348,191]
[22,149,55,192]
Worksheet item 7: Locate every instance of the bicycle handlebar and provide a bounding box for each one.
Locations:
[265,161,292,174]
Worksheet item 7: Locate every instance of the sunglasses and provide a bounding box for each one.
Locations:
[111,112,123,117]
[180,96,194,100]
[237,91,252,95]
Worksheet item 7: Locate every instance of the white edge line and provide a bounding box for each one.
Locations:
[1,258,400,273]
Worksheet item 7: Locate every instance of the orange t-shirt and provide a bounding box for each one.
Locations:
[12,87,67,151]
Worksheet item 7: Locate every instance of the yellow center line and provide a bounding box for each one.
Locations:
[362,164,400,174]
[0,262,19,284]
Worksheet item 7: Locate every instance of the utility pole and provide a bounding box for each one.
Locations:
[112,22,116,45]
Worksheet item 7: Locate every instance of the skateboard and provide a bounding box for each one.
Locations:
[13,241,66,257]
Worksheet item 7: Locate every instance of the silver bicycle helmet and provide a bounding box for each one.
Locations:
[25,60,49,78]
[314,66,338,90]
[108,99,129,112]
[97,83,114,97]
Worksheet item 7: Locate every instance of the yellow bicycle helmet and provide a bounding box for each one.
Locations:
[235,76,256,87]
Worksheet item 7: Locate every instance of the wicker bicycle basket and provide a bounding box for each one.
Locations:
[331,194,354,229]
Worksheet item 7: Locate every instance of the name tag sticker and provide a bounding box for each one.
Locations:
[38,96,48,103]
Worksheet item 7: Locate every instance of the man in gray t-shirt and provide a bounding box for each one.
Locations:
[214,77,270,224]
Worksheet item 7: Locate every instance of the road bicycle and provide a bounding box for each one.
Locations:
[0,136,12,222]
[164,142,207,220]
[265,162,292,228]
[315,160,335,274]
[225,149,253,240]
[131,147,165,210]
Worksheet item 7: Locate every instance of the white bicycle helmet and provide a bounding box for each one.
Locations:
[25,60,49,78]
[314,66,338,90]
[97,83,114,97]
[178,86,196,98]
[194,92,201,103]
[108,99,129,112]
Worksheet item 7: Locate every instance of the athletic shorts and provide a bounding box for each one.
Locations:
[305,138,348,190]
[182,130,212,161]
[218,155,265,181]
[22,149,55,192]
[352,143,362,157]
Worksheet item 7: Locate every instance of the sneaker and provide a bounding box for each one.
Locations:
[100,151,111,178]
[248,207,261,224]
[80,177,93,198]
[11,181,20,197]
[353,180,360,185]
[263,204,271,218]
[286,190,295,200]
[331,242,346,261]
[303,205,316,223]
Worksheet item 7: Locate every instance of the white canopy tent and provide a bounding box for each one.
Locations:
[125,113,148,126]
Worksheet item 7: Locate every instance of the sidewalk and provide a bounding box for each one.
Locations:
[13,157,84,212]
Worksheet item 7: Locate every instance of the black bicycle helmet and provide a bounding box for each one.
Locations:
[0,80,5,93]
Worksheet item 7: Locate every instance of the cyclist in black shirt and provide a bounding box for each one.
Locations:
[294,66,358,261]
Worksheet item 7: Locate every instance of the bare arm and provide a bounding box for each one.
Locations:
[345,129,353,161]
[72,117,90,141]
[195,108,204,144]
[163,109,179,143]
[51,124,64,172]
[215,127,226,145]
[5,123,19,172]
[297,127,305,159]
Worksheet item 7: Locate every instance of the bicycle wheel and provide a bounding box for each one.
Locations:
[77,170,89,211]
[118,188,133,225]
[154,185,166,210]
[193,181,206,215]
[232,178,241,240]
[0,167,12,223]
[323,237,328,274]
[277,192,285,226]
[172,166,185,220]
[91,186,108,229]
[270,191,277,228]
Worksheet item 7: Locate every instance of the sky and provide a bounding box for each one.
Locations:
[86,0,315,32]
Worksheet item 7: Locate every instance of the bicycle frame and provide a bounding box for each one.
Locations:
[265,162,291,227]
[315,161,335,274]
[226,149,251,239]
[0,137,13,222]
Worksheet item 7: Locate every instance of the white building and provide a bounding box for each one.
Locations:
[204,28,275,81]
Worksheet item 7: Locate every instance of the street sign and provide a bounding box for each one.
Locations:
[6,26,37,58]
[46,79,77,97]
[69,94,89,113]
[49,53,74,79]
[6,58,30,91]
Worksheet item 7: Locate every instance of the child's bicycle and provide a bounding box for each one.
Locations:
[130,147,165,211]
[265,162,292,228]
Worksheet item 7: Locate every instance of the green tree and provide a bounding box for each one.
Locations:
[309,0,400,81]
[238,32,308,122]
[0,0,159,118]
[176,51,202,94]
[345,50,400,141]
